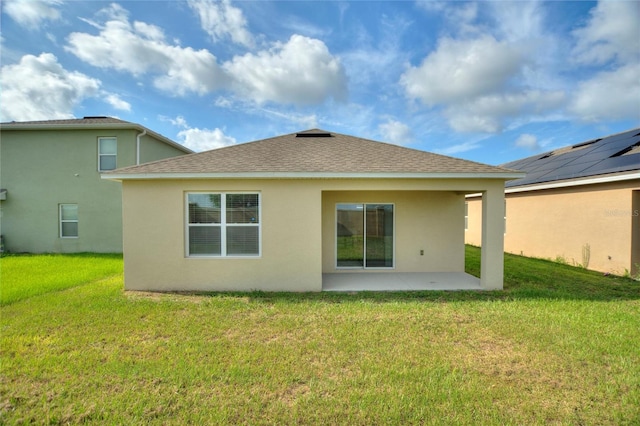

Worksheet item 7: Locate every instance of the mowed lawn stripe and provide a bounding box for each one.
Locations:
[0,253,122,306]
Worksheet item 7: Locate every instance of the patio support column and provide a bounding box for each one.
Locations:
[480,185,505,290]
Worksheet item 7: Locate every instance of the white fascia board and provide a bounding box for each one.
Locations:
[102,171,526,181]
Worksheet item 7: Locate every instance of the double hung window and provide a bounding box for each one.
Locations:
[98,137,117,171]
[187,193,260,257]
[60,204,78,238]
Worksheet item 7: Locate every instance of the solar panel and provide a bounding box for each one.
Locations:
[502,128,640,188]
[582,154,640,176]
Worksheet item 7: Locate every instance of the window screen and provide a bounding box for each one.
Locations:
[187,193,260,257]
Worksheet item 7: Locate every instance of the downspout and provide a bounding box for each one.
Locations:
[136,129,147,165]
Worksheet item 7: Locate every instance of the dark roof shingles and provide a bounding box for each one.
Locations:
[110,129,514,175]
[1,117,131,126]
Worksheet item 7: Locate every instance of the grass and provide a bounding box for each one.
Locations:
[0,253,122,306]
[1,247,639,424]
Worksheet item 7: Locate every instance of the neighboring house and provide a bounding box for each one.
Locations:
[105,129,522,292]
[466,128,640,276]
[0,117,192,253]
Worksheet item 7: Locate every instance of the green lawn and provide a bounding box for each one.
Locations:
[1,248,639,424]
[0,253,122,306]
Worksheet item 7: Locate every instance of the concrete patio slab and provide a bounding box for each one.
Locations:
[322,272,482,292]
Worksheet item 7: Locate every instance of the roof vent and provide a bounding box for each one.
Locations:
[296,132,332,138]
[83,116,109,119]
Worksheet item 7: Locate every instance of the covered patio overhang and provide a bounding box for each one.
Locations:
[323,272,481,291]
[319,178,514,291]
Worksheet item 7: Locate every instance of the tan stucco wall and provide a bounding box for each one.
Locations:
[123,179,503,291]
[321,190,464,273]
[121,179,323,292]
[0,129,187,253]
[466,180,640,275]
[121,177,507,291]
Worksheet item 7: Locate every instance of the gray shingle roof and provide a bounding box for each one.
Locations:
[107,129,518,177]
[1,116,131,126]
[503,127,640,188]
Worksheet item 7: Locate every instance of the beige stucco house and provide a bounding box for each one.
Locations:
[466,128,640,276]
[0,117,192,253]
[106,129,522,292]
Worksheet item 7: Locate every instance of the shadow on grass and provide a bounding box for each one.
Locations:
[180,248,640,304]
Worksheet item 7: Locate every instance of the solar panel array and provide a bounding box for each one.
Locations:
[503,128,640,188]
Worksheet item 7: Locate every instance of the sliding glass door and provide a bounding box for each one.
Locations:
[336,203,394,268]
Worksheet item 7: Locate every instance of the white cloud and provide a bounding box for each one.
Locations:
[436,140,482,156]
[187,0,254,48]
[341,14,411,90]
[489,1,544,43]
[445,90,566,133]
[569,63,640,122]
[572,0,640,66]
[401,36,522,105]
[0,53,100,121]
[163,115,189,128]
[66,4,228,96]
[3,0,62,29]
[514,133,540,150]
[256,108,318,129]
[568,1,640,123]
[164,115,236,151]
[223,34,347,105]
[66,5,345,106]
[407,2,579,135]
[417,1,479,36]
[378,119,412,145]
[104,93,131,112]
[178,127,237,151]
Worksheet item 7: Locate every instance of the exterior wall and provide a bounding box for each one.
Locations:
[632,190,640,276]
[0,128,187,253]
[121,179,323,292]
[322,190,464,273]
[121,178,504,292]
[465,180,640,275]
[139,134,190,164]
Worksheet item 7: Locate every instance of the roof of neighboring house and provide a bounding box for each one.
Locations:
[105,129,522,180]
[0,116,193,153]
[503,127,640,188]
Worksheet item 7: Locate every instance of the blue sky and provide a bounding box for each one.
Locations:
[1,0,639,165]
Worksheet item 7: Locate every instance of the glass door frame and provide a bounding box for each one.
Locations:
[335,202,395,270]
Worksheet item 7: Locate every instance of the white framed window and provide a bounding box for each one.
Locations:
[186,192,260,257]
[60,204,78,238]
[98,137,117,171]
